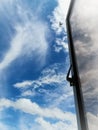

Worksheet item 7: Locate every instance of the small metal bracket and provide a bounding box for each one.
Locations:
[66,65,75,86]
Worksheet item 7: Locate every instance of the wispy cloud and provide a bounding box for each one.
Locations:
[14,63,67,89]
[0,98,76,121]
[13,63,74,111]
[0,0,49,71]
[36,117,77,130]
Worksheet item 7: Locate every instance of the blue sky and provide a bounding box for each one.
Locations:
[0,0,77,130]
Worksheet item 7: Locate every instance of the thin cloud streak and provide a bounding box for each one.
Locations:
[0,0,49,71]
[0,98,76,121]
[36,117,77,130]
[13,63,67,89]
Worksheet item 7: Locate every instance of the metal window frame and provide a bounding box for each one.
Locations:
[66,1,88,130]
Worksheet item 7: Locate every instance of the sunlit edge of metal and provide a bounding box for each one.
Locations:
[66,0,88,130]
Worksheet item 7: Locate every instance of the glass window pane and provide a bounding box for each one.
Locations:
[69,0,98,130]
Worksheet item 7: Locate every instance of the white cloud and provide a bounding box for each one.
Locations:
[0,21,48,70]
[49,0,70,53]
[36,117,77,130]
[36,117,54,130]
[50,0,71,34]
[0,98,77,130]
[0,123,8,130]
[0,98,76,122]
[0,0,49,71]
[14,63,67,89]
[54,38,68,53]
[13,63,74,109]
[0,121,17,130]
[21,90,35,97]
[14,72,66,89]
[14,80,33,88]
[19,116,42,130]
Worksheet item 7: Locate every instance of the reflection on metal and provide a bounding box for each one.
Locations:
[67,0,98,130]
[66,0,88,130]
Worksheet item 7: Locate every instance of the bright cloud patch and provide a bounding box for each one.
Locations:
[49,0,70,53]
[50,0,71,34]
